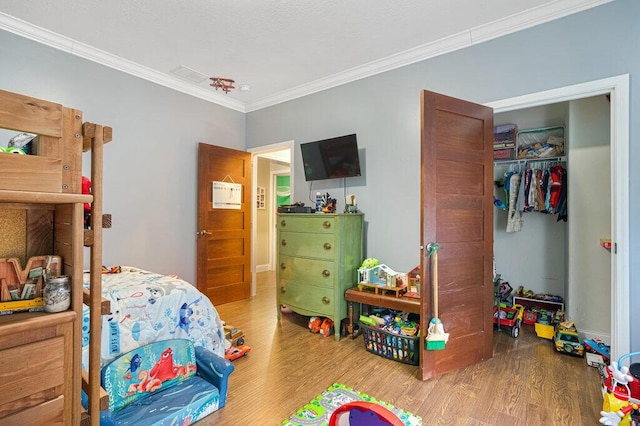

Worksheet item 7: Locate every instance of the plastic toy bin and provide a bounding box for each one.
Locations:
[360,322,419,366]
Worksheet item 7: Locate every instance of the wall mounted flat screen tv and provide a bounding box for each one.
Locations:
[300,134,361,181]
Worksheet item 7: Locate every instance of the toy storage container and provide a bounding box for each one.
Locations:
[493,123,517,161]
[517,126,565,159]
[360,322,419,366]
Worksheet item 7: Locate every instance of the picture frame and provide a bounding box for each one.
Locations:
[257,186,265,209]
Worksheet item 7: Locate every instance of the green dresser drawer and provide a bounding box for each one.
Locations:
[278,255,335,288]
[279,281,333,317]
[278,231,336,260]
[277,215,335,234]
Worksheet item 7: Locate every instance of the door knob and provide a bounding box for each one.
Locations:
[196,230,212,236]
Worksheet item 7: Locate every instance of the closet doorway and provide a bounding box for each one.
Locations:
[487,75,629,360]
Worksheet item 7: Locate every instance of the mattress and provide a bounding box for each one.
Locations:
[81,266,226,368]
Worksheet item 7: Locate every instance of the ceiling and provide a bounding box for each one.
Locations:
[0,0,609,113]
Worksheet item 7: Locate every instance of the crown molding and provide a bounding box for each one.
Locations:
[1,0,613,113]
[245,0,614,112]
[0,12,246,113]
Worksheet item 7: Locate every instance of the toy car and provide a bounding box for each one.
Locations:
[584,338,611,364]
[224,324,245,346]
[553,322,584,356]
[493,303,524,338]
[224,344,251,361]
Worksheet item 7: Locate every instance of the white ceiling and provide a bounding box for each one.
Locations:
[0,0,610,113]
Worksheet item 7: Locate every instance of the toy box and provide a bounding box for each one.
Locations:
[360,322,419,366]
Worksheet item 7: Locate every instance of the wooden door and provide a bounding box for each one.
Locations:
[197,143,252,305]
[420,90,494,380]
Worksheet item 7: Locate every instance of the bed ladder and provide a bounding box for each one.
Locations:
[80,123,112,426]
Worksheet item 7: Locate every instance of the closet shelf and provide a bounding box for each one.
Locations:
[494,155,566,166]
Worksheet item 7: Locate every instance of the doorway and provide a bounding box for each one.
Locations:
[248,141,294,296]
[487,74,630,360]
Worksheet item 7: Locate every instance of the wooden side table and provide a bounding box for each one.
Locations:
[344,287,421,337]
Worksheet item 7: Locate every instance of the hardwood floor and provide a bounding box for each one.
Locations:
[198,271,603,425]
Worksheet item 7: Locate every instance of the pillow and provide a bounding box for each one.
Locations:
[101,338,197,411]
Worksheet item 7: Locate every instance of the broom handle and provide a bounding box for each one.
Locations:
[433,249,438,319]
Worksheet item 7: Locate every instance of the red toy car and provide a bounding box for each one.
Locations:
[225,345,251,361]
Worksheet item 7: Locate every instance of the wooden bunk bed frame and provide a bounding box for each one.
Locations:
[0,88,110,425]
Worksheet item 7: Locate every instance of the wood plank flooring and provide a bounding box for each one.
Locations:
[198,271,603,425]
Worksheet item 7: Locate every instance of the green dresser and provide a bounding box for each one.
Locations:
[276,213,363,340]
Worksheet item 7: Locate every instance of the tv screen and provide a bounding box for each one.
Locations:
[300,134,361,181]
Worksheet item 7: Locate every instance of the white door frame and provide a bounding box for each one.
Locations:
[487,74,630,360]
[248,140,295,297]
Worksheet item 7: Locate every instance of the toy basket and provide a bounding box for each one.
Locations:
[360,322,419,366]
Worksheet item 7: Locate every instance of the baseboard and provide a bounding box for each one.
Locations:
[256,264,270,273]
[579,328,610,345]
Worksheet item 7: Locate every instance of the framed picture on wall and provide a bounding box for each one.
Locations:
[257,186,265,209]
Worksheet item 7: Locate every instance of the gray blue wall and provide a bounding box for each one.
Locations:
[0,30,246,281]
[246,0,638,350]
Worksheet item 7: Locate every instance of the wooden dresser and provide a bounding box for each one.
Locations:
[276,213,363,340]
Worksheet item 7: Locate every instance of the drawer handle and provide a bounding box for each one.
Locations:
[323,221,331,229]
[281,239,287,246]
[280,287,286,293]
[280,263,286,270]
[323,242,332,250]
[322,297,330,304]
[281,219,286,227]
[322,269,330,277]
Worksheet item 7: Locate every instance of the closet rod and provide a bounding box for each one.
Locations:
[494,155,566,167]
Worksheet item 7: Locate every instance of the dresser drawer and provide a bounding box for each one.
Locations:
[278,255,335,288]
[279,282,334,317]
[279,231,336,260]
[277,215,335,234]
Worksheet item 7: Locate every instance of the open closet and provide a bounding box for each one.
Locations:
[493,95,612,343]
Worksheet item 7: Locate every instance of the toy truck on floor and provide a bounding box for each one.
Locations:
[493,304,524,338]
[553,321,584,356]
[224,324,245,346]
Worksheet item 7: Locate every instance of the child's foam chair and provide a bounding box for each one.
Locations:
[98,338,233,426]
[329,401,404,426]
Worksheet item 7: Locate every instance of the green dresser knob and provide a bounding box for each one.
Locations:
[323,221,331,229]
[322,269,330,277]
[322,297,330,304]
[323,242,331,250]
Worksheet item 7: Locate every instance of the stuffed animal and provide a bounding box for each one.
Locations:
[320,318,334,337]
[308,317,322,333]
[82,176,92,228]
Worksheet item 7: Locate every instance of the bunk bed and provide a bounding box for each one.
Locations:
[0,88,109,425]
[0,88,232,425]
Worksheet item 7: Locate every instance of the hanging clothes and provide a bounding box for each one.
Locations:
[556,165,568,222]
[506,172,524,232]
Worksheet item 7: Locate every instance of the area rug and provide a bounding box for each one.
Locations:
[281,383,422,425]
